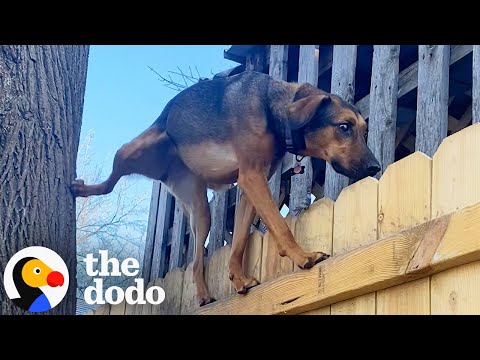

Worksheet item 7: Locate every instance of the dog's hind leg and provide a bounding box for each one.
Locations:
[228,188,260,294]
[72,125,172,197]
[164,162,215,307]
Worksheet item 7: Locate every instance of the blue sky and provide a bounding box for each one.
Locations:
[79,45,238,199]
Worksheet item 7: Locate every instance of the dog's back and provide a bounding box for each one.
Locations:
[154,71,278,146]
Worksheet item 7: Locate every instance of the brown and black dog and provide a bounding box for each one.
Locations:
[72,71,380,306]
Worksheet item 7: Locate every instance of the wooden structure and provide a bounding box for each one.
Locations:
[90,45,480,315]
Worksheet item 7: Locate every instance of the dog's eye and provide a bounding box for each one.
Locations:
[338,124,351,133]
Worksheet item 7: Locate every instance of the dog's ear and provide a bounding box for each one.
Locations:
[287,94,331,130]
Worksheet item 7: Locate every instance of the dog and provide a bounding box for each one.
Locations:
[72,70,380,307]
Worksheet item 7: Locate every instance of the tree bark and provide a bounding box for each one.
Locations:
[0,45,89,315]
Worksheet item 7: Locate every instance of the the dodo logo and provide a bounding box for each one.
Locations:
[3,246,69,313]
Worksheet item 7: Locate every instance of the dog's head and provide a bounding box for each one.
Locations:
[288,84,380,181]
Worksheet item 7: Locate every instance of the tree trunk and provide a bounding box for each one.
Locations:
[0,45,89,315]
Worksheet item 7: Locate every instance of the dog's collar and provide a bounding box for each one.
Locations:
[284,120,306,155]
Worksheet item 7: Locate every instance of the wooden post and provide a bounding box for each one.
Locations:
[324,45,357,200]
[149,186,174,281]
[415,45,450,157]
[142,180,161,279]
[169,201,187,271]
[208,191,228,254]
[289,45,318,216]
[473,45,480,124]
[367,45,400,179]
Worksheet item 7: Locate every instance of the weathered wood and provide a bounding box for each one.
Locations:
[415,45,450,157]
[331,177,378,315]
[377,278,430,315]
[431,261,480,315]
[149,186,174,281]
[376,151,432,314]
[301,307,331,315]
[208,190,228,254]
[195,201,480,315]
[246,46,267,72]
[267,45,289,210]
[289,45,318,216]
[142,181,161,279]
[170,201,187,270]
[324,45,357,200]
[473,46,480,124]
[367,45,400,178]
[356,45,472,119]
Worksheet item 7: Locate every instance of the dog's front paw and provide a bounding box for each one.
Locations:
[198,296,216,307]
[71,179,86,197]
[229,274,260,295]
[298,251,330,269]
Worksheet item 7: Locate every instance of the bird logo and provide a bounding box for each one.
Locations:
[3,246,69,313]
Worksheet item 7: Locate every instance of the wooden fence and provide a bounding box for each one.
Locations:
[91,123,480,315]
[89,44,480,315]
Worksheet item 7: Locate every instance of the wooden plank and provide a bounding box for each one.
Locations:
[155,268,184,315]
[331,177,378,315]
[431,123,480,315]
[376,151,432,314]
[142,180,161,279]
[243,230,263,282]
[376,278,430,315]
[367,45,400,178]
[431,261,480,315]
[260,215,296,282]
[432,124,480,217]
[415,45,450,157]
[208,191,228,254]
[301,307,331,315]
[109,300,126,315]
[378,152,432,237]
[356,45,472,119]
[473,45,480,124]
[180,263,197,314]
[196,200,480,315]
[246,46,266,72]
[324,45,357,201]
[331,294,376,315]
[289,45,318,216]
[332,177,378,254]
[295,198,334,256]
[293,199,333,313]
[149,186,174,281]
[206,245,234,301]
[169,201,187,270]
